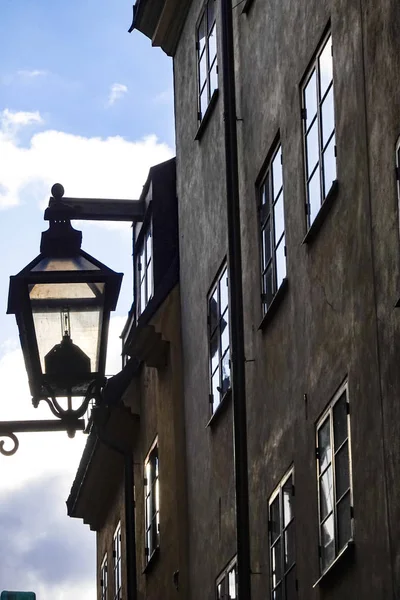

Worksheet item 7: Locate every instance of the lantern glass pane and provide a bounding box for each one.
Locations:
[29,281,105,376]
[32,256,100,272]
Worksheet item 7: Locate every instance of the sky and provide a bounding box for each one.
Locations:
[0,1,174,597]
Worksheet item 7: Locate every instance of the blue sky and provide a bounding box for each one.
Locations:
[0,1,174,597]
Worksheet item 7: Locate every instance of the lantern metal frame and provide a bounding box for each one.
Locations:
[1,184,139,455]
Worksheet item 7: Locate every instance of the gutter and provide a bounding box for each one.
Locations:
[220,0,252,597]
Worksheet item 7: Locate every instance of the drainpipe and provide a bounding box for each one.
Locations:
[220,0,252,598]
[93,408,138,600]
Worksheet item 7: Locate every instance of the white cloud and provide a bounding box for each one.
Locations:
[0,107,173,210]
[153,87,173,105]
[107,82,128,106]
[17,69,48,79]
[1,108,43,134]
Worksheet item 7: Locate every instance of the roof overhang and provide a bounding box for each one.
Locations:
[130,0,191,56]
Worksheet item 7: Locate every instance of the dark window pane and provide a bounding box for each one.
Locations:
[335,443,350,499]
[221,351,230,393]
[210,330,219,373]
[321,86,335,147]
[304,70,317,126]
[333,392,348,448]
[322,134,336,197]
[321,514,335,570]
[284,520,296,569]
[273,583,283,600]
[308,165,321,225]
[207,0,215,31]
[274,192,285,244]
[263,222,272,269]
[199,53,207,91]
[221,310,229,355]
[337,492,352,550]
[272,147,283,199]
[210,59,218,96]
[285,567,297,600]
[270,496,280,543]
[263,265,274,307]
[198,14,206,53]
[318,418,331,472]
[306,120,319,176]
[272,538,283,586]
[220,270,228,313]
[282,475,294,527]
[209,290,218,333]
[319,466,333,521]
[276,238,286,290]
[262,173,270,207]
[211,368,220,409]
[140,279,146,315]
[319,35,333,99]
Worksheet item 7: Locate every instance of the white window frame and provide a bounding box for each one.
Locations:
[100,554,108,600]
[208,264,231,414]
[258,142,287,314]
[268,468,297,600]
[316,381,353,573]
[136,224,153,318]
[197,0,218,121]
[144,439,160,563]
[395,136,400,234]
[113,523,122,600]
[302,31,337,228]
[216,556,237,599]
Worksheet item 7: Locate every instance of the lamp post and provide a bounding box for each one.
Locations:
[2,183,124,453]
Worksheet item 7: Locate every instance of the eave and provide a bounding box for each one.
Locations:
[66,403,140,531]
[131,0,191,57]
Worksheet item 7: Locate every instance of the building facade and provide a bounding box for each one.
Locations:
[70,1,400,599]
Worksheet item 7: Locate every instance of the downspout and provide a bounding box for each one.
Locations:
[220,1,252,598]
[93,409,138,600]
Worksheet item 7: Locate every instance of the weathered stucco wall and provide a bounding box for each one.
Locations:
[173,0,400,597]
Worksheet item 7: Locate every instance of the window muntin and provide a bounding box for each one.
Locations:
[216,558,237,599]
[208,265,230,413]
[144,442,160,563]
[269,469,297,600]
[100,554,108,600]
[113,523,122,600]
[302,33,336,228]
[258,143,287,313]
[136,225,153,317]
[197,0,218,121]
[316,383,353,572]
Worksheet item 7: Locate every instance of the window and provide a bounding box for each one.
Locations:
[100,554,108,600]
[269,469,297,600]
[136,225,153,317]
[396,137,400,229]
[113,523,122,600]
[144,442,160,563]
[302,33,336,228]
[216,558,237,599]
[208,265,230,414]
[197,0,218,121]
[258,143,286,313]
[316,382,353,573]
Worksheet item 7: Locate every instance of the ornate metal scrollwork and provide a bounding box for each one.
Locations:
[0,432,19,456]
[0,379,103,457]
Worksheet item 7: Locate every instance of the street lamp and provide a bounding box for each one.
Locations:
[3,183,123,451]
